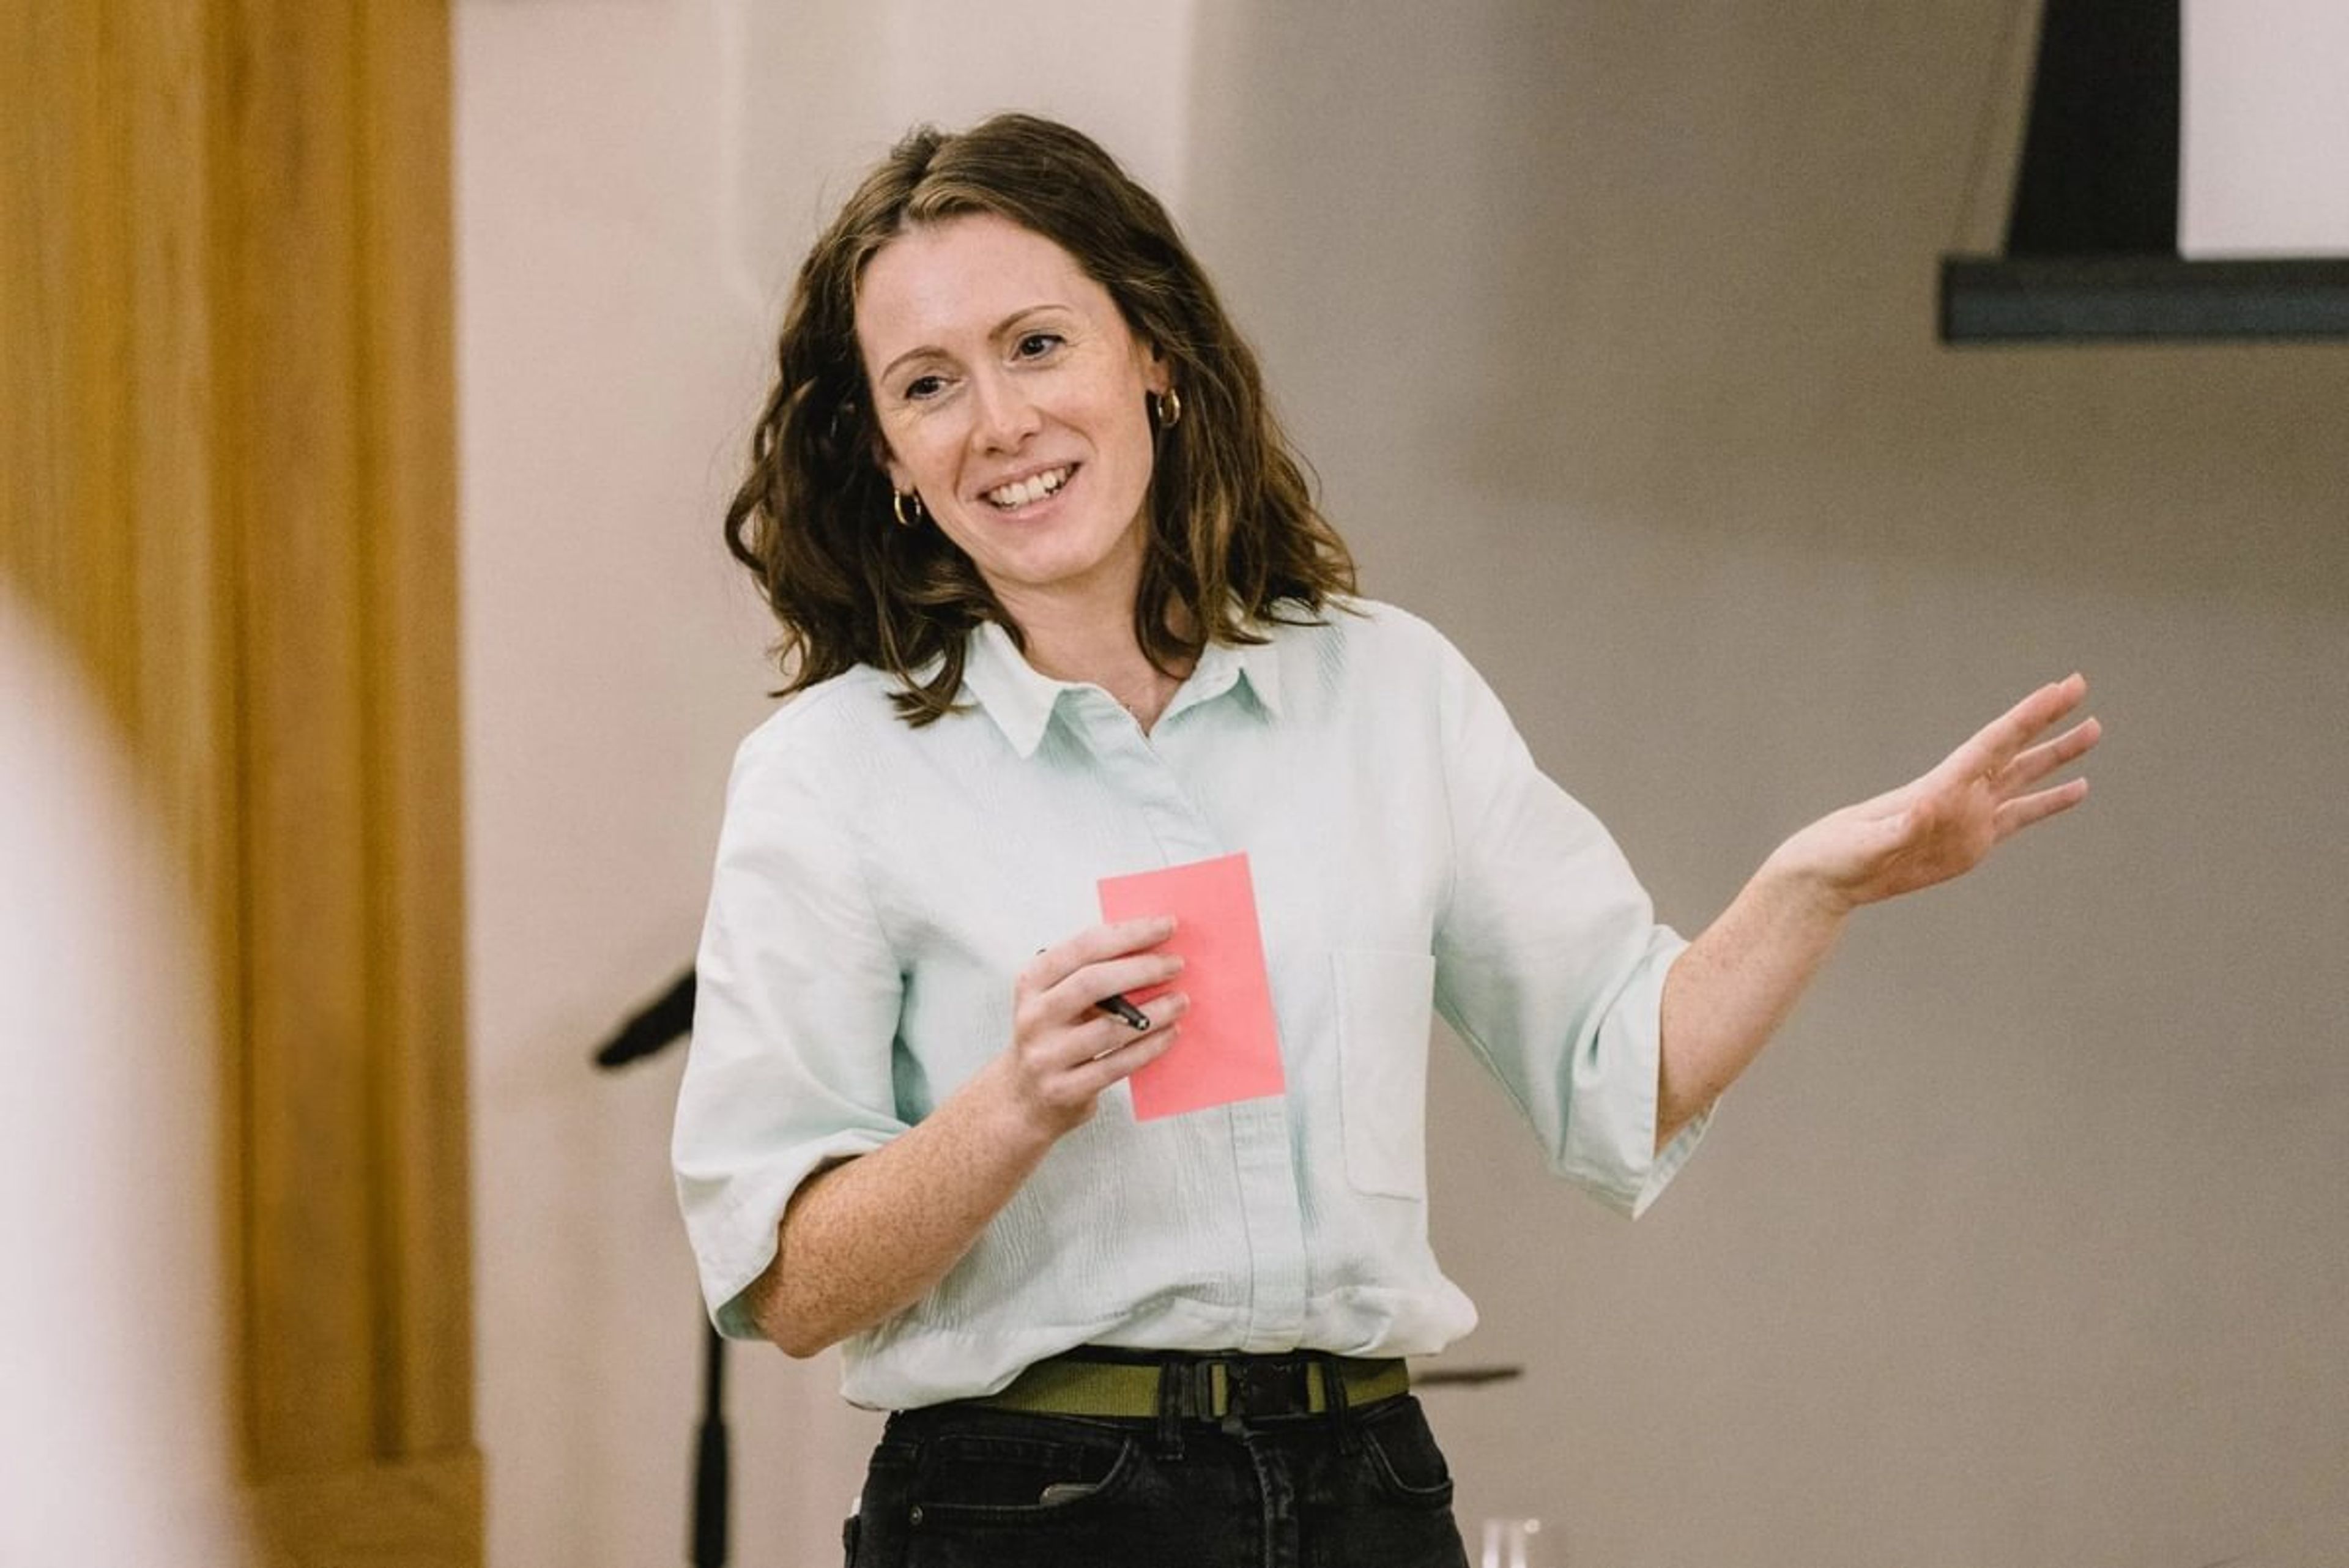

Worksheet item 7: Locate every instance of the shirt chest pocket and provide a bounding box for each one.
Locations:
[1331,949,1438,1202]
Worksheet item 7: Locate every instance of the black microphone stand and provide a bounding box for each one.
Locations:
[595,968,725,1568]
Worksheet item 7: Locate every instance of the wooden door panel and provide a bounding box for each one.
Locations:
[3,4,477,1562]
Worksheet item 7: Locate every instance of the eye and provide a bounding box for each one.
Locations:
[1014,332,1064,360]
[902,373,948,401]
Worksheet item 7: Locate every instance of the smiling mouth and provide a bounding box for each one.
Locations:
[982,464,1074,510]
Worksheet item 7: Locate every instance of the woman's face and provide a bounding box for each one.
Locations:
[856,213,1169,622]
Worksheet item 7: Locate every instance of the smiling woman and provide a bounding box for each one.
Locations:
[719,115,1354,730]
[858,214,1173,662]
[676,113,2098,1568]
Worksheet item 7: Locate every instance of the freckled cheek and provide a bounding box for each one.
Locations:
[903,433,966,501]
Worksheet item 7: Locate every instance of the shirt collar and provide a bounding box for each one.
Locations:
[1176,634,1285,726]
[956,617,1286,759]
[958,621,1061,758]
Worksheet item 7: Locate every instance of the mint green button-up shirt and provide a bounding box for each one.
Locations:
[674,599,1709,1410]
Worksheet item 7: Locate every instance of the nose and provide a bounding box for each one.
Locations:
[968,368,1041,452]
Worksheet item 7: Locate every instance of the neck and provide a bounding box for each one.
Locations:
[1015,601,1166,696]
[998,589,1194,730]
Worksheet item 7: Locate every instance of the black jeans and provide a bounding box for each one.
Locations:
[843,1395,1470,1568]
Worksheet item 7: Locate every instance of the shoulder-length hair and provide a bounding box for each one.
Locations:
[724,113,1356,726]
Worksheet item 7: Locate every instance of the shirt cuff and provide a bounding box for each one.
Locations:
[682,1129,894,1340]
[1557,929,1712,1218]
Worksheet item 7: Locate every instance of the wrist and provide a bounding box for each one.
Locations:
[967,1053,1081,1156]
[1756,843,1861,924]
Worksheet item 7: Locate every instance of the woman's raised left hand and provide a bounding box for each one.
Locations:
[1767,673,2102,913]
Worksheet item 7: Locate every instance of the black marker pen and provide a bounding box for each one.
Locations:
[1096,993,1151,1030]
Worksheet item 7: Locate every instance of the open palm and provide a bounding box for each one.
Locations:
[1775,674,2101,910]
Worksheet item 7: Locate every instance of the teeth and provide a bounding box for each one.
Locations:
[984,466,1070,510]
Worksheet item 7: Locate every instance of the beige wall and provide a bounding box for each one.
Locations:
[1186,4,2349,1563]
[456,3,1198,1563]
[458,2,2349,1564]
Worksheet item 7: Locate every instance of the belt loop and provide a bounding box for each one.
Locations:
[1320,1353,1360,1454]
[1212,1360,1247,1438]
[1153,1354,1186,1461]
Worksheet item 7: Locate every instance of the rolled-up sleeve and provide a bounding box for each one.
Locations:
[673,707,907,1338]
[1427,636,1709,1217]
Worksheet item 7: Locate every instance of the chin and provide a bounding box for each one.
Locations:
[985,526,1143,595]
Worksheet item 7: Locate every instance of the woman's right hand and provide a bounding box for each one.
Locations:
[754,917,1187,1355]
[988,916,1189,1140]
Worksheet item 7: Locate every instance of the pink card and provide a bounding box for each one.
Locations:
[1097,851,1286,1121]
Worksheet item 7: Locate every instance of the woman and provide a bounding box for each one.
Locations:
[674,114,2098,1566]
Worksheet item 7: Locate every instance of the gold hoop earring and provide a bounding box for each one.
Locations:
[1153,388,1182,430]
[891,489,924,529]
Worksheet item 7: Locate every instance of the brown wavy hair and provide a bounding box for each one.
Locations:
[724,113,1356,726]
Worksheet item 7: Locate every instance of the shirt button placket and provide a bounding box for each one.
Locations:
[1077,694,1197,863]
[1077,693,1310,1351]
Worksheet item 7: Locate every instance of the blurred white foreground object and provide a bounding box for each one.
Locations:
[1480,1515,1548,1568]
[0,596,249,1566]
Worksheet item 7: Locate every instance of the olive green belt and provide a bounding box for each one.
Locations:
[967,1352,1409,1421]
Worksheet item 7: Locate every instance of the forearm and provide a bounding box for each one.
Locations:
[1652,675,2098,1150]
[749,1065,1057,1357]
[746,918,1186,1357]
[1655,850,1851,1148]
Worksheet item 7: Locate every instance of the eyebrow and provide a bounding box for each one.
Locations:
[876,304,1075,386]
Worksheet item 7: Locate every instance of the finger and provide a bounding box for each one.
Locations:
[1999,715,2101,793]
[1075,1019,1181,1088]
[1026,916,1176,992]
[1044,949,1187,1022]
[1994,776,2089,838]
[1028,990,1190,1072]
[1946,673,2088,779]
[1078,991,1192,1061]
[1057,981,1187,1058]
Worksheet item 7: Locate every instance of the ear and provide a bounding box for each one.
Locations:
[874,439,910,496]
[1138,338,1172,398]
